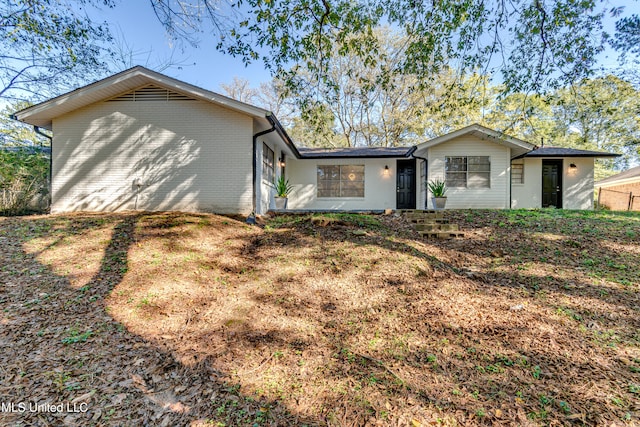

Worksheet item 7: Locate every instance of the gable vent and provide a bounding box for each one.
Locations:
[107,85,196,102]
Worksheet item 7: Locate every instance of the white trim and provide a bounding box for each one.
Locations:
[14,66,270,128]
[415,123,535,152]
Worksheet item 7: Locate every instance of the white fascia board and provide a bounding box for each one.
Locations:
[14,66,270,126]
[415,124,536,152]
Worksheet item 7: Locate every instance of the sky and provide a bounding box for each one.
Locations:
[83,1,273,93]
[85,1,627,95]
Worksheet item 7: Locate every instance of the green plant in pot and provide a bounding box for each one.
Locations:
[427,179,447,210]
[274,175,294,209]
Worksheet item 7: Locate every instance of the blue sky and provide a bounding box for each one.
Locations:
[85,2,272,92]
[87,1,627,94]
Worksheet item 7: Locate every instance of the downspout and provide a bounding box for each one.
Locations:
[34,126,53,210]
[509,156,513,210]
[34,126,52,145]
[411,151,428,209]
[250,125,277,224]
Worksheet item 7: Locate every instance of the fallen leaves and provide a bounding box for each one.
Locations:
[0,210,638,426]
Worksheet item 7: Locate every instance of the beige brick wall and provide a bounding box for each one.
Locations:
[51,99,254,214]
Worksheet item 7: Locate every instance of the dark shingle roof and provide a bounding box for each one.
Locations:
[298,146,415,159]
[516,147,620,158]
[595,165,640,185]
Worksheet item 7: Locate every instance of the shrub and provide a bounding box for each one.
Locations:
[0,148,49,215]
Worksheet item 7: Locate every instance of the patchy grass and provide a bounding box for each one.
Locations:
[0,209,638,426]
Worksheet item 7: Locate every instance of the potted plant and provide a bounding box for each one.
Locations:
[427,179,447,210]
[274,175,294,209]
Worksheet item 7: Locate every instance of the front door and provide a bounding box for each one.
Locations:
[542,159,563,208]
[396,159,416,209]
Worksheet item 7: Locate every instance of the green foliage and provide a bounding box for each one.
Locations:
[427,179,447,197]
[1,101,50,214]
[62,328,93,344]
[0,148,49,215]
[227,44,639,178]
[313,213,382,229]
[1,0,114,101]
[550,75,640,174]
[156,0,630,98]
[613,15,640,62]
[532,365,542,380]
[285,29,494,147]
[275,175,294,197]
[1,102,40,146]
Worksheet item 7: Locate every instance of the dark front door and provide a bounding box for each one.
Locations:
[396,159,416,209]
[542,159,563,208]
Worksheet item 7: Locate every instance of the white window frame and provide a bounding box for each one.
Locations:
[317,165,365,198]
[445,156,491,188]
[262,143,275,184]
[511,160,524,185]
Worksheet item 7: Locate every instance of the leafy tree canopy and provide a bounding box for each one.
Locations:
[0,101,41,147]
[550,75,640,171]
[153,0,636,97]
[0,0,115,102]
[613,14,640,62]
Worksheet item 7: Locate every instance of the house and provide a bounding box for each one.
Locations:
[11,66,618,215]
[510,146,620,210]
[11,66,299,215]
[595,166,640,211]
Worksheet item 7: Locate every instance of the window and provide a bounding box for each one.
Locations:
[317,165,365,197]
[511,161,524,184]
[262,143,275,184]
[445,156,490,188]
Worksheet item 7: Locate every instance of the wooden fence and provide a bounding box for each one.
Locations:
[597,187,639,211]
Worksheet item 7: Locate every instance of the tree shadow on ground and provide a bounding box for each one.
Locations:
[1,211,639,426]
[0,213,317,426]
[209,213,640,425]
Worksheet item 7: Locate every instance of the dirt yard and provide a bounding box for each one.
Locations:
[0,209,638,426]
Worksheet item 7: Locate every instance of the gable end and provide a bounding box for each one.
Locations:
[106,85,197,102]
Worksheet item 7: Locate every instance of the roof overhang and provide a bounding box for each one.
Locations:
[12,66,271,130]
[513,147,621,159]
[298,146,416,159]
[594,165,640,187]
[414,124,536,158]
[265,114,302,159]
[596,175,640,188]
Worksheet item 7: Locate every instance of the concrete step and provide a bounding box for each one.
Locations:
[402,209,465,240]
[405,213,445,221]
[398,209,439,214]
[419,231,465,239]
[415,223,459,232]
[412,218,450,225]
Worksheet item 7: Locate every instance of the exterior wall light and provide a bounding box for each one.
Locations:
[569,163,577,169]
[383,165,390,176]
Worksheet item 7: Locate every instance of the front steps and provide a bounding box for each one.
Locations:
[399,209,464,239]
